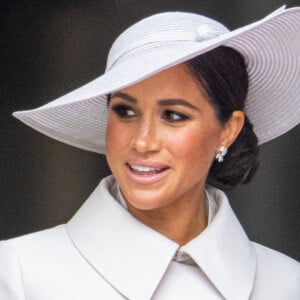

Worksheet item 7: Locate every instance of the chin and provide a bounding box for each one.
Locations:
[123,188,172,211]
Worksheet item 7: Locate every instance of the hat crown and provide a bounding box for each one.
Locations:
[106,12,229,71]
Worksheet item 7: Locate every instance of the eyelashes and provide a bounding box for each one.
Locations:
[110,104,190,122]
[162,110,189,122]
[111,104,136,118]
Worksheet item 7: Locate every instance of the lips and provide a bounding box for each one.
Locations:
[125,161,170,184]
[128,164,166,173]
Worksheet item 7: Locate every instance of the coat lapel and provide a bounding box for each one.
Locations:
[182,186,256,300]
[66,176,179,300]
[67,176,256,299]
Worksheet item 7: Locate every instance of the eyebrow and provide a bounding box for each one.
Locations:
[110,92,137,103]
[110,92,199,111]
[158,99,199,111]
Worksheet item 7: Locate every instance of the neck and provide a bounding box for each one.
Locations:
[126,187,208,246]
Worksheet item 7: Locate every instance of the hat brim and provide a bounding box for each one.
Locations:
[13,8,300,153]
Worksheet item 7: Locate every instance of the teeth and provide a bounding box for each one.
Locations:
[130,165,160,172]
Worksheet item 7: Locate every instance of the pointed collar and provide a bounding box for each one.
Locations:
[66,176,256,300]
[66,176,179,300]
[181,186,256,299]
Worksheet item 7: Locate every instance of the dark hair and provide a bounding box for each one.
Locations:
[186,46,259,189]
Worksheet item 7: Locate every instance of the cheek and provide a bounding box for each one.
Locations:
[105,119,117,154]
[165,126,219,173]
[166,127,216,158]
[105,117,128,158]
[106,117,137,174]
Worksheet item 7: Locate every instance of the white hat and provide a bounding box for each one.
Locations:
[13,6,300,154]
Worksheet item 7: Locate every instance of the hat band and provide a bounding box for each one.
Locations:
[106,25,229,71]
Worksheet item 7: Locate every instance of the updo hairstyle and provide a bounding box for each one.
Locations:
[185,46,259,189]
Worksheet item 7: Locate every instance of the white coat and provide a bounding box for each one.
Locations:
[0,176,299,299]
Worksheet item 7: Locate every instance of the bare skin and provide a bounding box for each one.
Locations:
[106,63,244,246]
[126,185,208,246]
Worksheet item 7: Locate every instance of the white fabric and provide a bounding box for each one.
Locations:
[0,176,299,299]
[12,7,300,153]
[113,180,218,266]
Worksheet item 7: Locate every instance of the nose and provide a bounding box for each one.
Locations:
[130,118,161,153]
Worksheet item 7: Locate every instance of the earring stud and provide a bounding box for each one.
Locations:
[215,146,227,163]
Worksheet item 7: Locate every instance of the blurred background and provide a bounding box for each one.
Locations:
[1,0,299,260]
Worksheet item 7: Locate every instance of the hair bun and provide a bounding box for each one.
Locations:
[186,46,259,189]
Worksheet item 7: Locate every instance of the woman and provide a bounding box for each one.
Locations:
[1,6,300,300]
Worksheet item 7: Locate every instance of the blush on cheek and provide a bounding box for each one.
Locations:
[172,135,195,157]
[167,129,214,159]
[167,129,217,180]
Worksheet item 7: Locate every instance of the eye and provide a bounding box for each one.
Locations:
[111,104,137,118]
[162,110,189,122]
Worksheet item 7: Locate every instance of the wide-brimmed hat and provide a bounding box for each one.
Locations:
[13,6,300,154]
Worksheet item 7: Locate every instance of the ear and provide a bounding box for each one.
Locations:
[218,111,245,149]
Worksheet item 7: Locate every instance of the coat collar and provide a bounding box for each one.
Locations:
[66,176,256,300]
[181,186,256,299]
[66,176,178,300]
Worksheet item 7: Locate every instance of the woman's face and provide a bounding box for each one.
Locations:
[106,63,230,210]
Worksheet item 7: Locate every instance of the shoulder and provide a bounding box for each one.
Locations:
[251,241,300,299]
[0,225,73,275]
[252,241,300,276]
[0,225,118,299]
[0,225,70,298]
[0,225,97,298]
[0,225,79,272]
[1,224,69,254]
